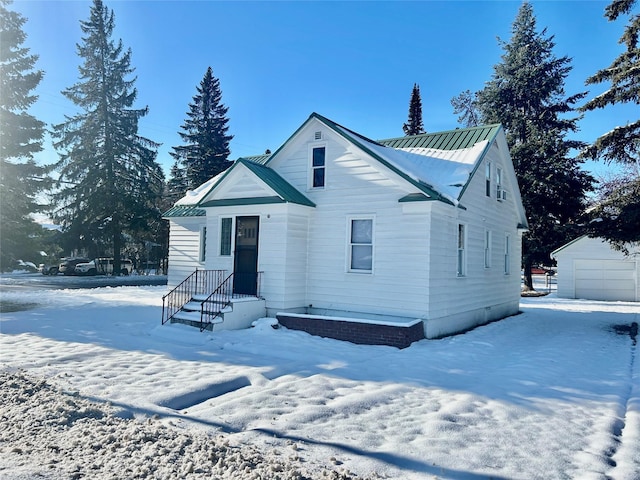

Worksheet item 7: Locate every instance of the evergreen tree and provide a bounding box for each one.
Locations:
[169,66,233,193]
[450,89,481,127]
[580,0,640,250]
[402,83,426,135]
[0,0,49,271]
[52,0,163,274]
[475,2,593,290]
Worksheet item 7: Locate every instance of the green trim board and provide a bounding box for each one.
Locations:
[200,196,286,207]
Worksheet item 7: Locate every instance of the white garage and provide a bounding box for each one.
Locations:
[552,236,639,302]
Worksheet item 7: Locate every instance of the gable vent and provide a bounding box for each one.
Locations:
[314,131,322,140]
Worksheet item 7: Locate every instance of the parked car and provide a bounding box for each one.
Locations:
[58,257,90,275]
[530,265,556,275]
[39,263,59,275]
[75,257,133,276]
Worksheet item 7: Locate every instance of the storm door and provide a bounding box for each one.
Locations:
[233,216,259,295]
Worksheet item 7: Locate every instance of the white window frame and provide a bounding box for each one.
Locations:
[485,162,491,197]
[504,233,511,275]
[347,216,374,274]
[219,217,233,256]
[496,166,504,201]
[199,226,207,263]
[457,223,466,277]
[484,229,492,269]
[309,143,327,189]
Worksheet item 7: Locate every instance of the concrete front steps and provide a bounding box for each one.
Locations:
[171,295,266,332]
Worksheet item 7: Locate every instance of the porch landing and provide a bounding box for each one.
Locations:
[276,311,425,349]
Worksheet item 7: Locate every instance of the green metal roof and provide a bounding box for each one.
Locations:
[238,158,315,207]
[162,204,206,218]
[379,124,502,151]
[240,154,271,165]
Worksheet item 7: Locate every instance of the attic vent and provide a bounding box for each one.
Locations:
[314,131,322,140]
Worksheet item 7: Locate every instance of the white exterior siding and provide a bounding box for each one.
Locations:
[167,218,205,288]
[553,236,639,302]
[424,144,522,337]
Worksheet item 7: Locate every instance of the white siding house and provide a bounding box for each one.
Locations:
[164,113,528,342]
[551,236,639,302]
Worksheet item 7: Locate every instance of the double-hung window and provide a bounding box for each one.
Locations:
[504,234,511,275]
[485,162,491,197]
[496,167,504,201]
[484,230,492,268]
[457,224,466,276]
[312,146,326,188]
[348,217,373,272]
[220,218,232,256]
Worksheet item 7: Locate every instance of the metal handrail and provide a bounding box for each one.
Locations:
[197,271,264,331]
[161,269,226,324]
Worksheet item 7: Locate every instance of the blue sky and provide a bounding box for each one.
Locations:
[13,0,637,180]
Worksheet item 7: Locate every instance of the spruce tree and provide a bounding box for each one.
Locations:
[0,0,49,271]
[450,90,481,127]
[580,0,640,250]
[402,83,426,135]
[52,0,163,275]
[476,2,593,290]
[169,66,233,193]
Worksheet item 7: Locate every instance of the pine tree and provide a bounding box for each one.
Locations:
[0,0,49,271]
[450,90,481,127]
[402,83,426,135]
[169,66,233,193]
[51,0,163,275]
[580,0,640,250]
[476,2,593,290]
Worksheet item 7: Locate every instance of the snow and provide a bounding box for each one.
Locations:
[1,283,639,479]
[337,123,488,202]
[175,171,225,206]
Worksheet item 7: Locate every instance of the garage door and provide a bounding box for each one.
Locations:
[574,259,637,301]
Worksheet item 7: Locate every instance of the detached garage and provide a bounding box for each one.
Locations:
[551,236,639,302]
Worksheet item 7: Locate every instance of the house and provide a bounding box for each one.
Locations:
[163,113,528,347]
[551,236,639,302]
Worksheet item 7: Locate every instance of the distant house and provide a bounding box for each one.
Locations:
[163,113,528,347]
[551,236,639,302]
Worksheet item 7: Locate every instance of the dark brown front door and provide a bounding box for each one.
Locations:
[233,216,259,295]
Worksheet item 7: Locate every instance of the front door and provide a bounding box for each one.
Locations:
[233,216,259,295]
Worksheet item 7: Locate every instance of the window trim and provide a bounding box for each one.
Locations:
[484,229,492,269]
[347,216,374,274]
[504,233,511,275]
[485,162,491,197]
[219,217,232,256]
[457,223,466,277]
[496,166,504,201]
[309,143,327,189]
[199,226,207,263]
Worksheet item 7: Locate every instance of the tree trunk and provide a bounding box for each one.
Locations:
[522,254,534,291]
[112,215,121,276]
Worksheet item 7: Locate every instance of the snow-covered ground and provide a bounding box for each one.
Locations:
[1,282,638,479]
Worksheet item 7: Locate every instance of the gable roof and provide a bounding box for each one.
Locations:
[378,124,502,151]
[168,113,512,214]
[199,158,315,208]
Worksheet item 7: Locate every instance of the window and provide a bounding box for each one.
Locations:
[485,162,491,197]
[349,218,373,272]
[199,226,207,263]
[312,146,325,188]
[457,224,466,276]
[504,234,511,275]
[220,218,232,256]
[496,167,504,201]
[484,230,492,268]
